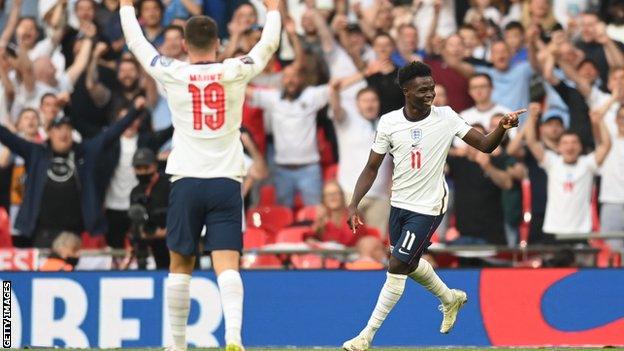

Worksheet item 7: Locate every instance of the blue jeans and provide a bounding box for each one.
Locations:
[274,163,322,207]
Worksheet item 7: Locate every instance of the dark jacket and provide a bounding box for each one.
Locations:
[96,125,174,206]
[0,107,143,238]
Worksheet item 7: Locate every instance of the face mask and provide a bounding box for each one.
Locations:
[65,256,79,267]
[137,173,154,184]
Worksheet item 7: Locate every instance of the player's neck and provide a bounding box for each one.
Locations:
[188,52,217,64]
[403,104,431,122]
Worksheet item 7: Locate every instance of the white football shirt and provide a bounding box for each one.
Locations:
[120,6,281,181]
[371,106,472,215]
[599,137,624,204]
[541,150,598,235]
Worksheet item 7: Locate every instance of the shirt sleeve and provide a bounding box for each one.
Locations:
[371,118,390,155]
[448,108,472,138]
[587,86,611,109]
[250,88,277,111]
[539,150,558,171]
[120,6,178,83]
[222,11,281,82]
[584,153,599,173]
[306,85,330,111]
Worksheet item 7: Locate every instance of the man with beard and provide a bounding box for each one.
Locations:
[248,64,331,207]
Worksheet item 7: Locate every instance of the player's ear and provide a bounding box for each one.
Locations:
[182,39,188,54]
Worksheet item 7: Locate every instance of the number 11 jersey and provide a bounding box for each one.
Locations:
[372,106,472,216]
[120,7,281,181]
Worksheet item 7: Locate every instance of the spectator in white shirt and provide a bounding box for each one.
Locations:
[329,85,391,235]
[524,100,612,243]
[248,64,330,207]
[597,103,624,253]
[461,73,511,127]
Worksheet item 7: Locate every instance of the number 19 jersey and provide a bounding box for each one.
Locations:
[120,7,281,181]
[372,106,472,216]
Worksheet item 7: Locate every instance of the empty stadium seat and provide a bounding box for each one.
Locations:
[243,227,271,249]
[291,254,340,269]
[246,206,294,234]
[275,226,310,243]
[296,206,317,222]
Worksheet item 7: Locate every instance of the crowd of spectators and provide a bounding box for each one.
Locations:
[0,0,622,269]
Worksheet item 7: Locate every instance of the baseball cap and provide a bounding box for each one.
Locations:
[49,115,72,129]
[132,148,156,167]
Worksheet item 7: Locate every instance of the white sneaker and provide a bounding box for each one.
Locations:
[439,289,468,334]
[342,334,370,351]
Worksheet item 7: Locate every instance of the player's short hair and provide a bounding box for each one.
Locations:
[74,0,96,11]
[470,73,493,86]
[356,87,379,100]
[577,58,598,70]
[504,21,524,33]
[184,16,219,52]
[397,61,432,88]
[397,23,417,34]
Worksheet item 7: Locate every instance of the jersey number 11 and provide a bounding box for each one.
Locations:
[411,150,422,170]
[189,83,225,130]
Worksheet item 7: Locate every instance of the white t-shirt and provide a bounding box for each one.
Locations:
[251,85,329,165]
[105,135,139,210]
[455,103,512,147]
[599,137,624,204]
[372,106,472,215]
[333,107,391,200]
[541,150,598,235]
[413,0,456,48]
[587,87,620,136]
[120,6,281,181]
[11,75,73,119]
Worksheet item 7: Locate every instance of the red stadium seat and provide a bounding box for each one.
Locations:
[520,179,532,244]
[243,227,271,249]
[296,206,317,222]
[81,232,106,249]
[0,207,12,248]
[258,185,276,207]
[275,226,310,243]
[291,254,340,269]
[246,206,293,234]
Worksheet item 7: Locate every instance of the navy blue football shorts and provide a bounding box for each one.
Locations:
[389,206,444,265]
[166,177,243,256]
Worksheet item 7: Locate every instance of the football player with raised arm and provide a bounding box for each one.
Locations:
[119,1,281,350]
[343,61,525,351]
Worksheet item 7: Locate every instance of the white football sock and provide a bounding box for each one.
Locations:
[361,272,407,342]
[408,258,453,305]
[217,269,244,345]
[167,273,191,350]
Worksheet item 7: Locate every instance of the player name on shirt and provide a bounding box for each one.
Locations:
[190,73,223,82]
[372,105,472,216]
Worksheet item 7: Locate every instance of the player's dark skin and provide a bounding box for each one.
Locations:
[347,75,525,275]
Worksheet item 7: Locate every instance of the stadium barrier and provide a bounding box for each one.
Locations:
[1,268,623,348]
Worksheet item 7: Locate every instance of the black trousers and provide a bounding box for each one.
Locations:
[105,209,131,248]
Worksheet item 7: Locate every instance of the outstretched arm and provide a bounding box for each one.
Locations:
[523,103,545,163]
[347,150,385,232]
[462,109,525,153]
[120,0,162,76]
[558,57,592,99]
[0,0,22,48]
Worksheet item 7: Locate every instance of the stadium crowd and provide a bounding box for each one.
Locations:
[0,0,622,270]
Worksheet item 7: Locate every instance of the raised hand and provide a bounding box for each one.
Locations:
[134,96,146,110]
[284,16,297,35]
[94,42,108,58]
[500,109,527,129]
[263,0,279,11]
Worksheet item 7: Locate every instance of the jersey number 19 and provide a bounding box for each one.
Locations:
[188,83,225,130]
